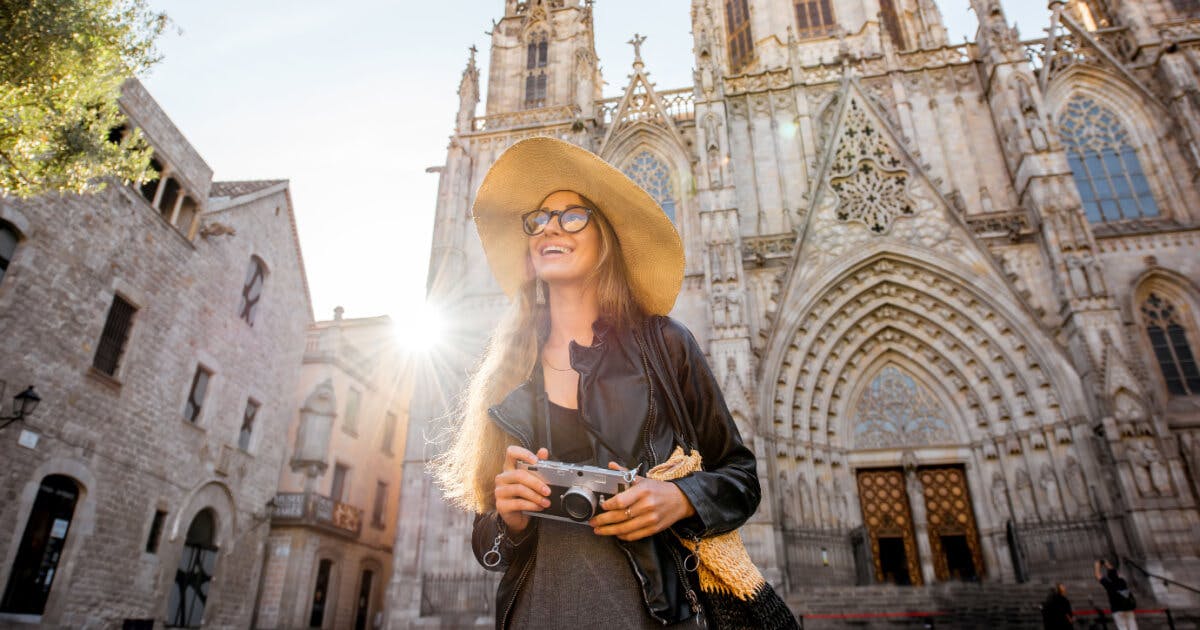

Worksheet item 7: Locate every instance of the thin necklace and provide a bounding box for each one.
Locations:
[541,355,573,372]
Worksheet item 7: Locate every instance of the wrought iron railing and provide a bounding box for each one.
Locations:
[1012,518,1111,579]
[271,492,362,538]
[420,572,498,616]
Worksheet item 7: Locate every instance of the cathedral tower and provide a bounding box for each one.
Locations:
[484,0,602,118]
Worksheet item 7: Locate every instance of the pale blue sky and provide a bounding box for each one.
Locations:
[143,0,1049,326]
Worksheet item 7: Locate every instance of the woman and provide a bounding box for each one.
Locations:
[432,137,765,628]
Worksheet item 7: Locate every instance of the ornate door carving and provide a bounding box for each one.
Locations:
[856,468,922,585]
[918,466,985,581]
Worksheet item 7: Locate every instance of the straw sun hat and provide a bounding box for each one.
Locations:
[472,137,684,316]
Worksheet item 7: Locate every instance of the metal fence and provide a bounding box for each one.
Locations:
[420,573,499,617]
[1014,519,1112,580]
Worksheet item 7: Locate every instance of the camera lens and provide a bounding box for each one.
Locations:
[561,487,596,521]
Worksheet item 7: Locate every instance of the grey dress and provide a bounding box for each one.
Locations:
[508,401,694,628]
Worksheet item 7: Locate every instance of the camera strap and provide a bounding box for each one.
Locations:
[543,396,632,472]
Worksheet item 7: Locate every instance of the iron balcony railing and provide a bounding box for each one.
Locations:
[271,492,363,538]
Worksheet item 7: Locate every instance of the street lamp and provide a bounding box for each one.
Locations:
[0,382,41,430]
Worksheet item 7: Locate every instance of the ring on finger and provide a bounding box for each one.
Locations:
[625,508,632,520]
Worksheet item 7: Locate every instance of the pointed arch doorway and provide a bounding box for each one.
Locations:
[849,363,985,584]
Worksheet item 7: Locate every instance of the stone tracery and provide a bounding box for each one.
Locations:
[768,256,1074,450]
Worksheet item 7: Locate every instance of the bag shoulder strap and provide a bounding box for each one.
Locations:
[641,316,699,450]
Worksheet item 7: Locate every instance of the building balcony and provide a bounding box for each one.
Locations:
[271,492,362,539]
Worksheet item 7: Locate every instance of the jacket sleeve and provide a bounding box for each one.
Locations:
[471,510,536,572]
[657,317,761,538]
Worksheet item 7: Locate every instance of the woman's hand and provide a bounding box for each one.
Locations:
[589,462,696,541]
[495,445,551,535]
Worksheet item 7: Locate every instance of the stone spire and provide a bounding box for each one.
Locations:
[455,46,479,134]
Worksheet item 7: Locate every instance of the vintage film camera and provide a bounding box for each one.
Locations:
[518,460,637,524]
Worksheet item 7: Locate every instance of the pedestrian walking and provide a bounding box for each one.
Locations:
[1041,583,1074,630]
[1095,560,1138,630]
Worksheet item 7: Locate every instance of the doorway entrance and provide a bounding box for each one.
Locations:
[856,465,984,585]
[856,469,922,585]
[917,466,984,581]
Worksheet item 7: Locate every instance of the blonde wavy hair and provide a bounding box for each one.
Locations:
[431,194,643,513]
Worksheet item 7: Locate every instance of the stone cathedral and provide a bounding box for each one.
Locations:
[387,0,1200,625]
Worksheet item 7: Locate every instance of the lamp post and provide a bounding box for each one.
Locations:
[0,382,41,431]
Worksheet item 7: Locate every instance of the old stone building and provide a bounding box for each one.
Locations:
[390,0,1200,625]
[0,80,313,628]
[254,310,411,630]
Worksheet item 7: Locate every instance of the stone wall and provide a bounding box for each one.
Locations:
[0,173,310,627]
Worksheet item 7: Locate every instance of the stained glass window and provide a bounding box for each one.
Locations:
[852,365,955,449]
[624,151,677,222]
[1057,96,1159,222]
[1141,293,1200,396]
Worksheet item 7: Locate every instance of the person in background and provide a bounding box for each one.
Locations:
[1095,559,1138,630]
[1041,582,1074,630]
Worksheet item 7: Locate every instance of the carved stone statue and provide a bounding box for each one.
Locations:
[991,471,1009,518]
[1143,441,1173,496]
[1015,469,1037,520]
[1064,456,1089,517]
[1129,443,1155,497]
[1066,255,1089,298]
[1039,464,1062,518]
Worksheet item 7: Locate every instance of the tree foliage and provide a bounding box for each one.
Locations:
[0,0,167,198]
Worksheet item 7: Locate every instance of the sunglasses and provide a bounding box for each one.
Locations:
[521,205,593,236]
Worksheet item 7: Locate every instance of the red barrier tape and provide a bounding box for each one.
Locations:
[1072,609,1168,616]
[805,611,949,620]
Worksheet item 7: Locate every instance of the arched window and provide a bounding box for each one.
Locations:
[1141,292,1200,396]
[795,0,836,40]
[725,0,754,72]
[239,257,266,325]
[0,221,18,285]
[1,475,80,616]
[167,509,218,628]
[623,151,677,222]
[524,32,549,108]
[1057,95,1159,222]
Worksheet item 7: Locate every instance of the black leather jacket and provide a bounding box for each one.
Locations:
[471,316,760,628]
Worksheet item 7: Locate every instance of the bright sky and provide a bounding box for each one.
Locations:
[142,0,1049,326]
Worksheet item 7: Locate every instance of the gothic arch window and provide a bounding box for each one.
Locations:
[524,31,549,108]
[795,0,836,40]
[1140,291,1200,396]
[1057,95,1160,223]
[851,365,956,449]
[623,151,677,222]
[167,509,218,628]
[1,475,80,616]
[239,256,266,325]
[725,0,754,73]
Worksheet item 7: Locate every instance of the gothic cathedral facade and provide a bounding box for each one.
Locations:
[388,0,1200,624]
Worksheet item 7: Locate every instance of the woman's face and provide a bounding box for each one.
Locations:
[527,190,601,287]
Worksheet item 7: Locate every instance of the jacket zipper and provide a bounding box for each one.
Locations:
[635,325,659,467]
[637,321,705,626]
[667,542,705,627]
[500,546,536,629]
